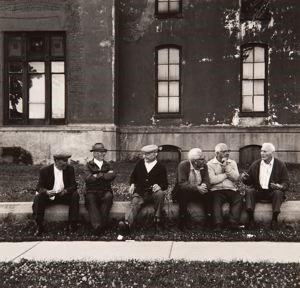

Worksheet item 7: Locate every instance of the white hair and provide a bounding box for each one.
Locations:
[215,143,228,153]
[262,143,276,152]
[188,148,203,160]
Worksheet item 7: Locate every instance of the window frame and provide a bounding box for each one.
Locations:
[155,45,182,117]
[3,31,66,125]
[155,0,182,18]
[240,43,268,117]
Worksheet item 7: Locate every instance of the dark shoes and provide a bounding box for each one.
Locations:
[270,220,279,230]
[213,224,222,232]
[246,220,256,230]
[68,223,78,232]
[118,221,130,236]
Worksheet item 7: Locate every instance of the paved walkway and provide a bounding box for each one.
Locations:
[1,241,300,263]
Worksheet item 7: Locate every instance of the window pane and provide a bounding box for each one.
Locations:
[169,1,180,12]
[169,97,179,112]
[243,63,253,79]
[9,63,22,73]
[254,63,265,78]
[29,36,45,58]
[254,80,264,95]
[242,80,253,96]
[29,104,45,119]
[158,97,168,113]
[158,82,168,96]
[169,81,179,96]
[8,37,22,57]
[169,64,179,80]
[169,48,179,63]
[52,74,65,118]
[51,62,65,73]
[9,74,23,119]
[158,49,168,64]
[242,95,253,112]
[158,2,168,13]
[51,36,64,57]
[29,62,45,73]
[254,96,265,111]
[254,46,265,62]
[29,75,45,103]
[242,47,254,63]
[158,65,168,80]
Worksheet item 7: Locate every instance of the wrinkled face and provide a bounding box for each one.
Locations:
[261,145,273,162]
[216,145,231,162]
[54,159,68,170]
[93,151,106,161]
[143,151,157,163]
[191,155,206,170]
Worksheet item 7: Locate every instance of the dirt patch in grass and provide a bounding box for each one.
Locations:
[0,161,299,202]
[1,259,299,288]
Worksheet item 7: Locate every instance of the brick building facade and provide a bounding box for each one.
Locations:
[0,0,299,164]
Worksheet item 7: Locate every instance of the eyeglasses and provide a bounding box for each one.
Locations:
[220,149,231,153]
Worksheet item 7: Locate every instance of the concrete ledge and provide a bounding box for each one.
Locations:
[1,201,300,223]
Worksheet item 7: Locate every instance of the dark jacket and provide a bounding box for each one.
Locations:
[130,159,168,196]
[36,164,77,194]
[84,159,116,193]
[172,160,210,202]
[242,158,289,191]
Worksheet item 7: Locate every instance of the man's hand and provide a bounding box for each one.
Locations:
[197,183,208,194]
[46,189,56,197]
[129,184,135,194]
[270,182,283,190]
[240,172,249,181]
[57,189,67,196]
[152,184,161,193]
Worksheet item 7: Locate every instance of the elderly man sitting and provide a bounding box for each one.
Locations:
[207,143,243,231]
[172,148,212,230]
[118,144,168,235]
[32,151,80,236]
[241,143,289,230]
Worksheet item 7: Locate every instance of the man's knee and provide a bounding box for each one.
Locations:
[273,189,284,199]
[153,189,165,200]
[103,191,113,203]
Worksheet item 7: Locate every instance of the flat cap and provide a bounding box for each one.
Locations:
[141,144,159,153]
[53,151,71,160]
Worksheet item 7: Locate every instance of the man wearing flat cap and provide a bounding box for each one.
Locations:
[118,144,168,235]
[84,143,116,235]
[32,151,80,235]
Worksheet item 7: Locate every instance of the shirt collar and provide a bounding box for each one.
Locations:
[93,158,103,168]
[261,158,274,166]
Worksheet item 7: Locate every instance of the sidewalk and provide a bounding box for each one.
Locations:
[1,241,300,263]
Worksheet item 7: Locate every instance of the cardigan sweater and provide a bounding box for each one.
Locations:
[130,159,168,196]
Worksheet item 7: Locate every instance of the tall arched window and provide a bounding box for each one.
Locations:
[241,44,268,114]
[156,45,181,115]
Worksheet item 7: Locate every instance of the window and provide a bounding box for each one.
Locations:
[4,32,66,125]
[241,44,267,114]
[156,46,181,114]
[156,0,181,16]
[240,0,271,21]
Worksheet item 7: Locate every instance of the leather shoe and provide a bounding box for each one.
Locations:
[270,220,279,230]
[213,224,222,232]
[246,220,256,230]
[118,221,130,235]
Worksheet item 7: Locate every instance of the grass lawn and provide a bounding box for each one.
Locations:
[0,161,299,202]
[1,259,299,288]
